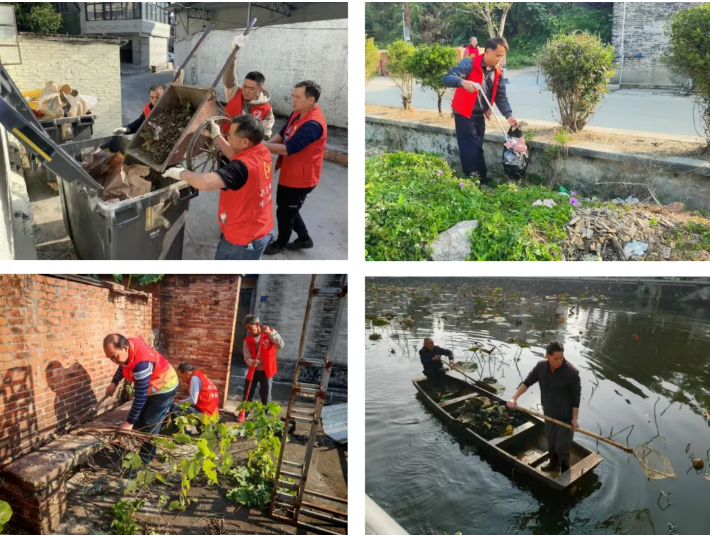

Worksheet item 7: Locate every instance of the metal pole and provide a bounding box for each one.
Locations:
[619,2,626,86]
[247,2,251,26]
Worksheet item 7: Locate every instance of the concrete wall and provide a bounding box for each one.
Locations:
[174,20,348,128]
[366,115,710,209]
[0,126,14,260]
[5,35,122,136]
[611,2,699,86]
[173,3,348,39]
[253,275,348,389]
[148,35,169,66]
[0,276,152,469]
[80,18,171,39]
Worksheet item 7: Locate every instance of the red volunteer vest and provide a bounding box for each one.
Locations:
[193,370,220,416]
[276,105,327,189]
[245,331,278,380]
[221,89,273,134]
[143,103,153,118]
[451,55,502,119]
[218,143,273,246]
[121,337,171,393]
[464,45,480,58]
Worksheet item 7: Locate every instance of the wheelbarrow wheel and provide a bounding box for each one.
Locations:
[186,116,231,173]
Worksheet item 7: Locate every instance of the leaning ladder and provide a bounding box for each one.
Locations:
[270,274,348,535]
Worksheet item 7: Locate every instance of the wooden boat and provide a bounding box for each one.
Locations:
[412,373,602,492]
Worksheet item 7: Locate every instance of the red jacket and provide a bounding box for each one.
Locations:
[193,370,220,416]
[276,105,327,189]
[245,332,278,381]
[218,143,273,246]
[143,103,153,118]
[221,89,272,134]
[122,337,172,393]
[451,56,502,119]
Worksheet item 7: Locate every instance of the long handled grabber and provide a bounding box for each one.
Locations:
[76,392,111,426]
[237,360,259,423]
[513,406,676,480]
[472,81,511,141]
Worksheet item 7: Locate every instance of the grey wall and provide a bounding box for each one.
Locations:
[174,19,348,127]
[611,2,700,86]
[0,126,14,260]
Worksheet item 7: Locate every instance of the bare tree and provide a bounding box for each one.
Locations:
[459,2,513,38]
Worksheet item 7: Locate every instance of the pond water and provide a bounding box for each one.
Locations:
[365,279,710,535]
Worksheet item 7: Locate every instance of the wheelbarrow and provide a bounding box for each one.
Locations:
[126,18,257,174]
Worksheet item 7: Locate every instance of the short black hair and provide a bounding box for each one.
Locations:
[103,333,129,349]
[243,314,260,326]
[295,80,321,103]
[149,83,165,93]
[178,362,195,374]
[546,341,564,355]
[245,71,265,86]
[484,36,509,52]
[230,114,264,144]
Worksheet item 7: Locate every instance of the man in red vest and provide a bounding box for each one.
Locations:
[221,35,275,139]
[172,362,220,417]
[240,314,284,407]
[161,114,275,260]
[443,37,519,185]
[262,80,327,256]
[103,333,179,463]
[463,36,480,58]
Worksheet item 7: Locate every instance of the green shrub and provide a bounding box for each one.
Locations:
[365,152,572,261]
[407,44,459,114]
[663,3,710,145]
[387,40,416,110]
[537,32,615,132]
[0,501,11,534]
[14,3,62,33]
[365,37,380,82]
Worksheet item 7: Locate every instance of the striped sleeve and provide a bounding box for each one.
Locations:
[111,366,123,385]
[126,362,153,425]
[267,329,284,349]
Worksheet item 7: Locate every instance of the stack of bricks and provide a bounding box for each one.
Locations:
[0,275,151,533]
[152,275,242,406]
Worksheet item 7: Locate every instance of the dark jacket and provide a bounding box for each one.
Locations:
[419,345,453,373]
[442,55,513,118]
[523,358,581,422]
[125,103,153,134]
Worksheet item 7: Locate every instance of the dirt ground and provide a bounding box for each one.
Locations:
[5,407,347,535]
[366,105,710,159]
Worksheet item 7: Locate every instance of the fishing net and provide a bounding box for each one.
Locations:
[633,444,676,479]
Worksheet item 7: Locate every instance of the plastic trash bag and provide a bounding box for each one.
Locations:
[37,82,64,119]
[502,126,529,180]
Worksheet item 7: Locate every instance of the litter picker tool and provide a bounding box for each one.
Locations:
[76,392,111,426]
[472,81,511,140]
[513,406,676,480]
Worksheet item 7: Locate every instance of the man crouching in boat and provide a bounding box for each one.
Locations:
[506,342,581,474]
[419,337,455,388]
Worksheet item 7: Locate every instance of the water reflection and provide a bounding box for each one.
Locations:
[366,279,710,535]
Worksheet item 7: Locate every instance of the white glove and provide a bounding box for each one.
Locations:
[162,167,185,181]
[208,119,221,139]
[232,34,248,50]
[113,127,129,135]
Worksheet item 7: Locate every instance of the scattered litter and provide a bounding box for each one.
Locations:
[451,398,526,440]
[532,199,557,208]
[611,196,640,205]
[624,240,649,257]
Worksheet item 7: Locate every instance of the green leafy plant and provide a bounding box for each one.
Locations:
[14,3,62,33]
[366,37,380,82]
[0,501,11,533]
[537,32,615,132]
[662,3,710,145]
[112,275,165,288]
[407,44,459,114]
[110,499,144,535]
[387,40,416,110]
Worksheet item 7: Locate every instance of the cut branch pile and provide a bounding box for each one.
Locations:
[141,102,194,162]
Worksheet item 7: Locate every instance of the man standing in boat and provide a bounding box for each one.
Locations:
[507,342,581,474]
[419,338,455,388]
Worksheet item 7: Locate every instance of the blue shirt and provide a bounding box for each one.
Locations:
[442,56,513,119]
[279,113,324,156]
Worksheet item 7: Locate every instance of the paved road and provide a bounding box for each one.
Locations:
[120,69,175,125]
[366,67,706,137]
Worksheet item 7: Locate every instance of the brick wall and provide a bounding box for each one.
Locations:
[611,2,699,85]
[152,275,242,407]
[0,275,151,469]
[5,35,122,136]
[254,275,348,389]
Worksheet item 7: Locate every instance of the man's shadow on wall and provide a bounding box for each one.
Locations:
[45,361,97,434]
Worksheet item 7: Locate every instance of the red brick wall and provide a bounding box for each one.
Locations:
[152,275,241,407]
[0,275,152,468]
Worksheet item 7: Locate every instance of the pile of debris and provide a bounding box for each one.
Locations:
[24,81,94,120]
[450,396,527,440]
[563,204,684,261]
[140,102,194,162]
[82,148,153,202]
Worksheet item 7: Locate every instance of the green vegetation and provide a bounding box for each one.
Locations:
[663,3,710,145]
[0,501,11,534]
[386,40,416,110]
[407,44,459,114]
[366,37,380,82]
[110,499,144,535]
[365,152,572,261]
[538,32,615,132]
[672,221,710,259]
[13,3,62,34]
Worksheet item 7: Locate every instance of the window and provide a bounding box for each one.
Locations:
[54,3,69,14]
[84,3,142,21]
[144,2,168,24]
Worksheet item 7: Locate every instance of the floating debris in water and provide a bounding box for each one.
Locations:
[369,333,382,341]
[452,398,527,440]
[371,318,389,326]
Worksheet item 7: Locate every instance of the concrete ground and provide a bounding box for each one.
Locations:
[25,69,347,260]
[366,67,707,137]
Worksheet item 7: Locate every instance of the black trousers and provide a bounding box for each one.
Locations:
[454,113,488,183]
[243,370,273,405]
[545,420,574,470]
[423,367,447,389]
[275,185,316,247]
